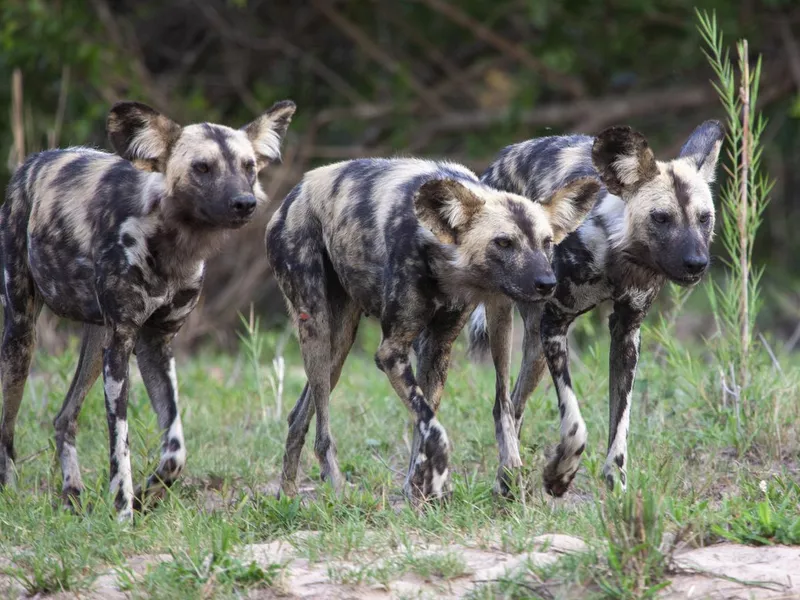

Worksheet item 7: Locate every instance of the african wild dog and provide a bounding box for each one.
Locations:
[0,99,295,519]
[469,121,724,497]
[266,158,598,502]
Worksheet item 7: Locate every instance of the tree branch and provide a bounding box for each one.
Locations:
[197,1,368,106]
[778,19,800,91]
[415,0,585,98]
[311,0,449,114]
[90,0,173,113]
[378,5,482,105]
[413,79,793,137]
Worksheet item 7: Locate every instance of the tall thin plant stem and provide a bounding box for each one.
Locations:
[737,40,750,397]
[11,69,24,168]
[697,10,772,446]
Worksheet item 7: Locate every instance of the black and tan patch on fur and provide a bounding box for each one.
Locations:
[591,126,657,196]
[413,178,483,243]
[107,101,181,170]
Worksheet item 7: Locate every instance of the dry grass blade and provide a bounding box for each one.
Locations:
[48,66,71,149]
[11,68,24,169]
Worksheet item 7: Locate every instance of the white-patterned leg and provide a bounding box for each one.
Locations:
[102,325,136,521]
[156,358,186,480]
[54,323,104,506]
[377,334,451,504]
[486,300,522,496]
[135,334,187,506]
[541,308,586,497]
[109,415,133,521]
[603,301,644,491]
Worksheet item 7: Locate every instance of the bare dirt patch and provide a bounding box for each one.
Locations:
[238,533,588,599]
[3,535,799,598]
[665,543,800,599]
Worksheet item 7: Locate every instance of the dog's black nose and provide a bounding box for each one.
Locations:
[534,274,556,295]
[231,194,257,217]
[683,255,708,275]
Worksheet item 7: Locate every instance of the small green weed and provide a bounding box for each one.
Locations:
[1,543,99,596]
[328,549,467,587]
[714,476,800,545]
[492,487,682,600]
[138,521,282,599]
[140,552,281,599]
[593,489,677,600]
[405,551,469,581]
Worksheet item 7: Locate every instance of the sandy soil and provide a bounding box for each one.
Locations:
[3,532,799,599]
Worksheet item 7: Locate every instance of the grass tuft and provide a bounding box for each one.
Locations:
[593,489,679,599]
[1,540,99,595]
[138,521,283,599]
[713,475,800,546]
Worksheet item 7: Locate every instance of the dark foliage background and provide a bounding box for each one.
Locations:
[1,0,798,349]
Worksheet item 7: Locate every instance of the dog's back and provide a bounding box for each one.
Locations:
[481,135,598,203]
[480,133,622,285]
[4,149,159,247]
[266,158,481,315]
[286,158,478,241]
[2,148,162,322]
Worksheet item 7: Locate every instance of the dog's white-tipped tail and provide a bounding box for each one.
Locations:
[467,304,491,362]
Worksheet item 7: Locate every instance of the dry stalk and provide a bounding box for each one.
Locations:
[11,69,24,168]
[737,40,750,405]
[48,66,71,149]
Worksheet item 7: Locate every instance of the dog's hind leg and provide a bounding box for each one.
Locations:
[0,303,40,488]
[53,324,104,507]
[277,252,359,497]
[511,301,547,437]
[315,282,360,492]
[0,223,42,488]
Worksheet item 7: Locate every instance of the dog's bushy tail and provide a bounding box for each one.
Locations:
[1,154,38,268]
[467,304,491,362]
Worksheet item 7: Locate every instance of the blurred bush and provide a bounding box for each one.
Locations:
[0,0,797,349]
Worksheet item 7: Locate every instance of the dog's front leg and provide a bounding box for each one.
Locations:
[541,305,586,497]
[376,329,450,504]
[133,329,186,510]
[603,300,646,491]
[102,324,137,521]
[485,299,522,496]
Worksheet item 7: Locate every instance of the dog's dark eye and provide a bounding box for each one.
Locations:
[543,237,553,251]
[698,212,711,224]
[243,159,255,172]
[651,211,670,225]
[494,237,512,248]
[193,162,210,175]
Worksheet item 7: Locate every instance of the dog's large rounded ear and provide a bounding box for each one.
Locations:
[107,102,181,169]
[243,100,296,170]
[592,126,658,197]
[678,120,724,184]
[542,176,601,243]
[413,178,485,243]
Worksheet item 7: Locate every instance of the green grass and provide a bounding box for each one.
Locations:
[135,519,283,599]
[0,314,798,598]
